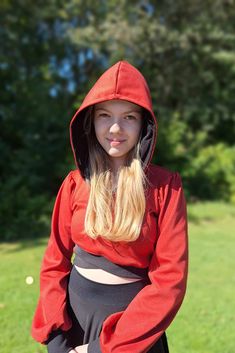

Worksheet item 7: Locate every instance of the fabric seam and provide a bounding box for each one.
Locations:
[115,61,122,94]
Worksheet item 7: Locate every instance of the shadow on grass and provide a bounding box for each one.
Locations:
[187,213,215,224]
[0,237,48,254]
[187,201,235,224]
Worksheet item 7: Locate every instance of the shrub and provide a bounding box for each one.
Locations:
[185,143,235,203]
[0,182,51,241]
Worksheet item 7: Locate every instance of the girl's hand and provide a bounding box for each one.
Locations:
[74,343,89,353]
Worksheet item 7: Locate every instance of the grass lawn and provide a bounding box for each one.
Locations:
[0,202,234,353]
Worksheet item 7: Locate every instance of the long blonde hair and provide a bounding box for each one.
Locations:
[83,106,148,242]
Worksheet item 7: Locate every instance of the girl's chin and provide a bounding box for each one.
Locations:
[107,147,122,154]
[108,150,127,158]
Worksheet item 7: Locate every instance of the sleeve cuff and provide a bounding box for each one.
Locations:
[88,337,102,353]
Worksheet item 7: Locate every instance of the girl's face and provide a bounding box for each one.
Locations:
[94,99,143,169]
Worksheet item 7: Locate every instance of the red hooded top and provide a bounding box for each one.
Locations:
[31,61,188,353]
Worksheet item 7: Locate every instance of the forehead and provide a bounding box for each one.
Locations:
[94,99,142,112]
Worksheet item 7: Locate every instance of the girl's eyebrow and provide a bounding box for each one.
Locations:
[95,108,110,112]
[95,107,142,114]
[122,109,142,114]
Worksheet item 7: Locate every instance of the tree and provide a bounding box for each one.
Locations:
[1,0,235,240]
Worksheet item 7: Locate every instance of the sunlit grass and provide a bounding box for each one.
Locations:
[167,201,235,353]
[0,202,234,353]
[0,238,48,353]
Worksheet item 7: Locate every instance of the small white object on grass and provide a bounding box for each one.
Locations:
[26,276,34,285]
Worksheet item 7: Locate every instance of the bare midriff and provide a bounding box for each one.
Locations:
[74,265,143,284]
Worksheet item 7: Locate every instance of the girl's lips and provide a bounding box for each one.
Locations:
[107,138,126,147]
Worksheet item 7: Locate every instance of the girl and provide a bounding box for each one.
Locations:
[31,60,188,353]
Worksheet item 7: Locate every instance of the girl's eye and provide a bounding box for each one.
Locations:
[125,115,136,120]
[98,113,110,118]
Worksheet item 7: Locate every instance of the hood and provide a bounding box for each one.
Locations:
[70,60,157,179]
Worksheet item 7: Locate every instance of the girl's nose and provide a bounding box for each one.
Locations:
[109,122,121,133]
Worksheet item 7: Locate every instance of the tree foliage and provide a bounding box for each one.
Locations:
[1,0,235,240]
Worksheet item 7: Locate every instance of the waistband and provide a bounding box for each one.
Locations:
[73,244,149,280]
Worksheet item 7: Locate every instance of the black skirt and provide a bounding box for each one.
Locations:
[47,266,169,353]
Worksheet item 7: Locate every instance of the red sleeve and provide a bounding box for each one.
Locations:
[99,172,189,353]
[31,172,76,343]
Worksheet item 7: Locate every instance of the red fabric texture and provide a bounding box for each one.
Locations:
[31,61,188,353]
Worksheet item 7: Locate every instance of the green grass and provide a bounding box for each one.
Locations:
[0,238,48,353]
[167,202,235,353]
[0,202,234,353]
